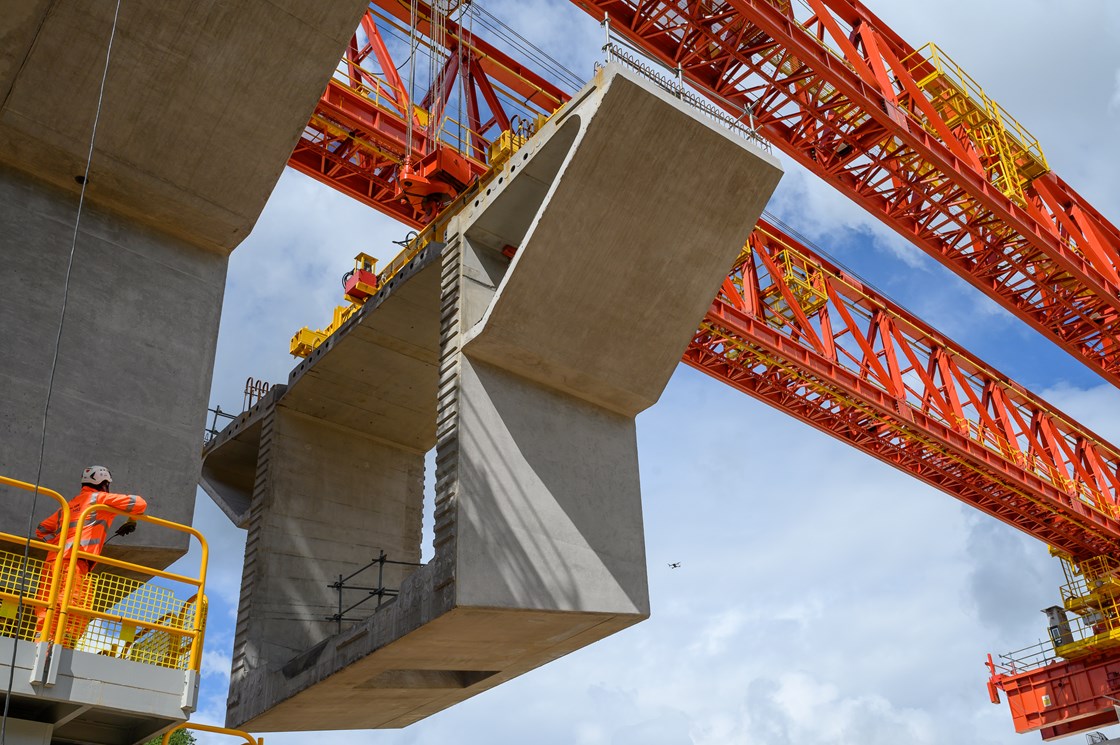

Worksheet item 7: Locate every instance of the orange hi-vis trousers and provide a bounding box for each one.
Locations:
[34,559,94,646]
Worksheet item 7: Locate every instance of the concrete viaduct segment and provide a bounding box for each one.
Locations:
[201,65,782,731]
[0,0,369,566]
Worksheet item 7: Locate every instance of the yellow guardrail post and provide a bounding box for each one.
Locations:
[0,475,70,642]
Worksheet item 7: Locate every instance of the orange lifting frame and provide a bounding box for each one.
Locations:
[289,1,568,227]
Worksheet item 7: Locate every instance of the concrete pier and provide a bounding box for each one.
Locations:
[0,3,369,742]
[0,0,369,565]
[202,64,782,731]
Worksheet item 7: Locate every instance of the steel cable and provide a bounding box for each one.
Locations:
[0,0,123,741]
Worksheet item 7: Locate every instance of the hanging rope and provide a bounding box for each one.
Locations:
[469,1,583,91]
[0,1,123,741]
[429,0,450,139]
[406,0,420,158]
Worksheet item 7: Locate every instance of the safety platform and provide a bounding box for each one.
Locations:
[0,476,206,745]
[201,63,782,731]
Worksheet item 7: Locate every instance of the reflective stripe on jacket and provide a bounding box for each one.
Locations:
[36,486,147,559]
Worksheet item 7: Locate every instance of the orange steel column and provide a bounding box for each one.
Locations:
[572,0,1120,386]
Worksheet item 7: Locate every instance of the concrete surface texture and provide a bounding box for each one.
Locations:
[0,164,224,566]
[0,0,368,567]
[0,0,369,252]
[203,64,781,731]
[199,247,442,725]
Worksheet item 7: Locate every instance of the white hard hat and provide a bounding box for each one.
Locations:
[81,465,112,486]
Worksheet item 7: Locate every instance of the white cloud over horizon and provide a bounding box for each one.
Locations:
[183,2,1120,744]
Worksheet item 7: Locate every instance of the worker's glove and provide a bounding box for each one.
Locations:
[114,520,138,537]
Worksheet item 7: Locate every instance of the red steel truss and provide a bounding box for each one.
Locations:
[574,0,1120,387]
[687,219,1120,561]
[289,2,567,227]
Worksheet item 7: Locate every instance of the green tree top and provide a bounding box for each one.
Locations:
[145,728,197,745]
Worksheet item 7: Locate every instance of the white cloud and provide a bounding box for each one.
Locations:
[687,607,749,656]
[201,649,231,681]
[1039,382,1120,445]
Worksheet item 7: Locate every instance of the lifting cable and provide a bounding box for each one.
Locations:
[0,0,123,741]
[468,2,583,92]
[406,0,420,156]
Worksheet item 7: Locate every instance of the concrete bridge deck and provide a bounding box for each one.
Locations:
[201,64,782,731]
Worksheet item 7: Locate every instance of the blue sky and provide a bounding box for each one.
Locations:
[182,2,1120,743]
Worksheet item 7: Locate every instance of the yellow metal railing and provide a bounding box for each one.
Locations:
[1040,552,1120,660]
[0,475,208,674]
[161,722,262,745]
[0,476,69,643]
[901,43,1048,205]
[54,503,208,672]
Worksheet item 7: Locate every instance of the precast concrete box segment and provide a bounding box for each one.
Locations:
[463,70,784,416]
[210,65,782,731]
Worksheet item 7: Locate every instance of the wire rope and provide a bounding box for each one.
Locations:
[469,2,583,90]
[406,0,420,157]
[0,0,123,742]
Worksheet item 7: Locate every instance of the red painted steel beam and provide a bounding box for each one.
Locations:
[292,5,571,226]
[684,219,1120,561]
[990,651,1120,739]
[574,0,1120,386]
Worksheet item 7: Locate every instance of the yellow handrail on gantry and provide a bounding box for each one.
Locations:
[53,504,209,672]
[0,475,70,642]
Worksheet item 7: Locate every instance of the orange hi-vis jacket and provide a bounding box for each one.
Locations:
[36,486,147,564]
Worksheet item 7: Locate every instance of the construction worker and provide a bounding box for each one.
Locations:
[34,466,147,646]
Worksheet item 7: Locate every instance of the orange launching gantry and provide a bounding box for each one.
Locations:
[287,0,1120,738]
[690,219,1120,562]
